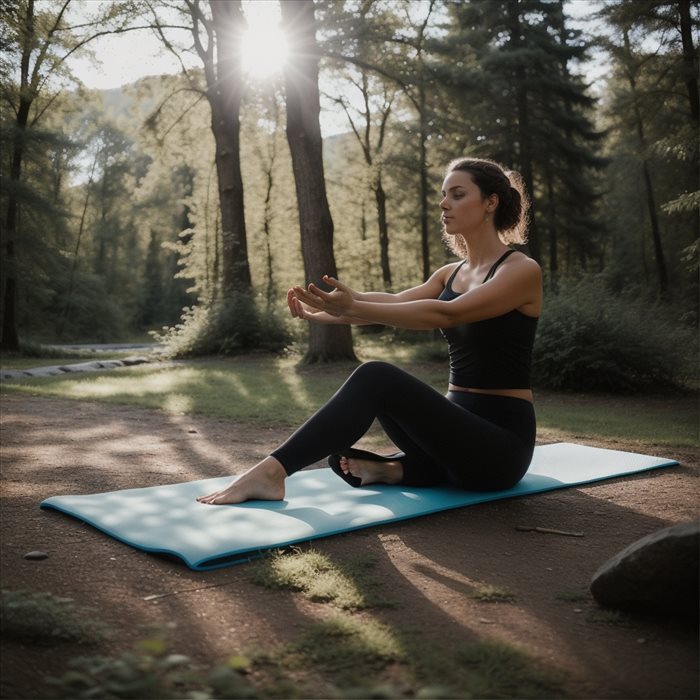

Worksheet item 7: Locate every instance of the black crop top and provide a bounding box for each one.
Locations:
[438,250,538,389]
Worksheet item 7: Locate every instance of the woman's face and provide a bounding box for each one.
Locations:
[439,170,494,237]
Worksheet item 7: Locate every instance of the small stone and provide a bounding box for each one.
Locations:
[573,608,583,613]
[590,520,699,616]
[546,567,553,571]
[478,618,493,624]
[24,550,48,561]
[187,429,197,434]
[637,638,646,644]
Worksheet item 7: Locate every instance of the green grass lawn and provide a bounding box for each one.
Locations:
[1,350,697,447]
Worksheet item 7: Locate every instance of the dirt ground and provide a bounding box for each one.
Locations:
[0,392,698,699]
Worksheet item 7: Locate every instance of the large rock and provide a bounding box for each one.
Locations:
[590,520,699,615]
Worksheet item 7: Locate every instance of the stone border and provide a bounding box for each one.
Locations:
[0,357,150,381]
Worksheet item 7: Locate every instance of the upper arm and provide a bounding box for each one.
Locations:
[392,263,457,302]
[442,255,542,326]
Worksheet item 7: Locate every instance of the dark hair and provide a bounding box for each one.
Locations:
[444,157,530,256]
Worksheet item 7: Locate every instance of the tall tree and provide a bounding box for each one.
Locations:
[281,0,356,362]
[203,0,250,294]
[0,0,145,349]
[433,0,606,275]
[597,0,699,299]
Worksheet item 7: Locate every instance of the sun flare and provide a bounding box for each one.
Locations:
[241,1,288,78]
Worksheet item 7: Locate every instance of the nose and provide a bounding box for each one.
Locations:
[440,196,449,210]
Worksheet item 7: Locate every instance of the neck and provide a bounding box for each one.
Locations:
[459,229,507,267]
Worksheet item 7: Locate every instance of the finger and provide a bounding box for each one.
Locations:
[322,275,348,293]
[287,289,300,318]
[306,283,335,302]
[294,286,324,309]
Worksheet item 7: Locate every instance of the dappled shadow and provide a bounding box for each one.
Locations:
[1,393,698,699]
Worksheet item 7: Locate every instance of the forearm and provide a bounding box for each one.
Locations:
[347,298,451,330]
[356,290,400,303]
[309,311,377,326]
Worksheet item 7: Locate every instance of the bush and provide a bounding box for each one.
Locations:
[1,589,106,645]
[48,643,258,699]
[152,293,291,358]
[533,277,696,392]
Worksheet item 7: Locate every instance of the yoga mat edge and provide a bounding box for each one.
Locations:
[39,442,679,571]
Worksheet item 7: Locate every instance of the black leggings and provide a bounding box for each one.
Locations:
[270,361,535,491]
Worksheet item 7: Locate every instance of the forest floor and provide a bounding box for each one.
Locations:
[0,391,698,699]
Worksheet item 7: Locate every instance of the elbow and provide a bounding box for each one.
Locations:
[434,305,463,329]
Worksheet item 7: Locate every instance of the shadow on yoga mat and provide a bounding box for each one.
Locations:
[40,442,678,571]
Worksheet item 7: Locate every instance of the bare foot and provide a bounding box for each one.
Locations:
[197,457,286,505]
[340,456,403,486]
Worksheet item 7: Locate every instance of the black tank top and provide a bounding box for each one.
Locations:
[438,250,538,389]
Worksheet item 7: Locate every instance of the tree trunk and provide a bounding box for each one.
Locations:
[0,0,35,351]
[508,0,540,263]
[281,0,356,363]
[546,173,558,288]
[0,99,28,350]
[418,88,431,279]
[623,29,668,296]
[678,0,699,124]
[677,0,699,242]
[208,0,251,295]
[375,178,391,287]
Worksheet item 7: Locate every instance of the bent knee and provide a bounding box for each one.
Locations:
[350,360,397,383]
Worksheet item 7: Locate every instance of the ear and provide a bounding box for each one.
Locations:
[487,193,499,212]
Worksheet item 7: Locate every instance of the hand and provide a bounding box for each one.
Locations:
[287,289,338,324]
[293,275,355,317]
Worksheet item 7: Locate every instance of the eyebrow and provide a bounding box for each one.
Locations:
[440,185,466,195]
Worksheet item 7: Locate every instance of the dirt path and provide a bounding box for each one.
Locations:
[1,393,698,699]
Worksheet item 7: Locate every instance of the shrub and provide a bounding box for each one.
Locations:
[533,277,696,392]
[153,293,291,358]
[48,644,258,699]
[0,589,106,645]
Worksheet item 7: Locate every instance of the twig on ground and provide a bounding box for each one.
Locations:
[515,525,584,537]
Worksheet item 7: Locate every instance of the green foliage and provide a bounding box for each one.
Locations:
[0,589,106,645]
[152,294,291,358]
[48,640,258,700]
[533,277,696,392]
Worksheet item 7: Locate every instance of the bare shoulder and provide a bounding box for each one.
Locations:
[432,260,464,286]
[503,251,542,281]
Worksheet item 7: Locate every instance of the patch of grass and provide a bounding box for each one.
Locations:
[2,347,695,446]
[297,615,404,671]
[0,357,346,424]
[536,390,698,448]
[247,614,405,694]
[451,639,568,698]
[470,583,516,603]
[251,548,393,610]
[554,590,590,603]
[1,589,107,645]
[586,609,630,626]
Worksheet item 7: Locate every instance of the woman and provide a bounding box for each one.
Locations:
[197,157,542,506]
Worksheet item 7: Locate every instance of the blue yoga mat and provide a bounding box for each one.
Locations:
[40,442,677,571]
